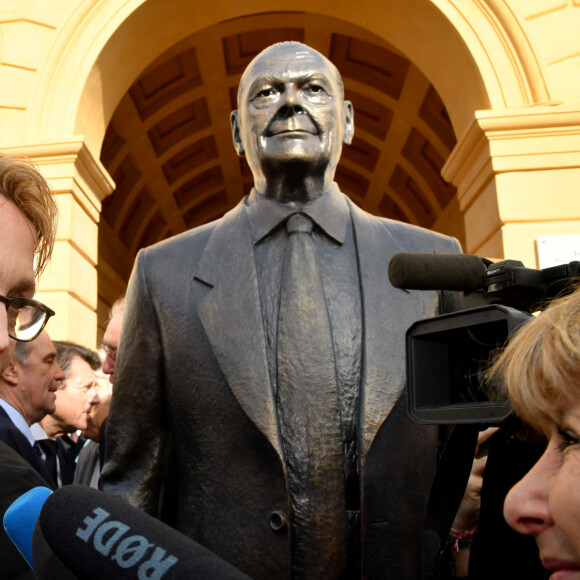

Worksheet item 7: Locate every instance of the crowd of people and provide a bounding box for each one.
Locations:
[0,155,126,576]
[0,170,124,574]
[0,40,579,580]
[0,298,123,494]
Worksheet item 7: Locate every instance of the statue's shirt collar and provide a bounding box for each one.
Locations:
[246,183,348,245]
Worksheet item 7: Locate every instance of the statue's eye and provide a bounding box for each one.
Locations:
[255,87,276,99]
[304,83,329,102]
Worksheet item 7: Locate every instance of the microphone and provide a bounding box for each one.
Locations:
[4,485,250,579]
[388,252,487,291]
[3,486,52,568]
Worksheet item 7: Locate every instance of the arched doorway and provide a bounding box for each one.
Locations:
[97,12,464,324]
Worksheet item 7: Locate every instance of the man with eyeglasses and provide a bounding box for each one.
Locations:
[75,296,124,488]
[0,153,57,374]
[0,153,58,578]
[101,295,124,386]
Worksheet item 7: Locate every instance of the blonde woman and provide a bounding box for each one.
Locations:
[490,286,580,578]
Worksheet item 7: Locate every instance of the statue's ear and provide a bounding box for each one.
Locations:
[231,110,245,156]
[343,101,354,146]
[2,361,18,386]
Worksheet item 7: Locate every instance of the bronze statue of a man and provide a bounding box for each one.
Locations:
[101,42,461,579]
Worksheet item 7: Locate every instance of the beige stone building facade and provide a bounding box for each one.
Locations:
[1,0,579,347]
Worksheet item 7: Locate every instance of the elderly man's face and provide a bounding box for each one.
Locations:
[53,355,100,432]
[232,44,353,190]
[0,194,36,372]
[83,373,112,442]
[13,331,63,424]
[102,309,123,385]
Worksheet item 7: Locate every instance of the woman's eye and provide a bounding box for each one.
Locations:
[557,428,580,452]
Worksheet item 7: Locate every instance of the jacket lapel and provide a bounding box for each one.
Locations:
[0,408,57,488]
[194,194,437,462]
[348,200,425,458]
[194,201,283,460]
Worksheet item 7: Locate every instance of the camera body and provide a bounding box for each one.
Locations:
[390,255,580,425]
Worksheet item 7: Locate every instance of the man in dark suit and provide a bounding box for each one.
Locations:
[75,297,123,487]
[0,334,61,575]
[0,442,47,580]
[101,42,461,579]
[36,341,101,485]
[0,330,63,488]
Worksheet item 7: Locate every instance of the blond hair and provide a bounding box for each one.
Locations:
[489,286,580,430]
[0,153,58,276]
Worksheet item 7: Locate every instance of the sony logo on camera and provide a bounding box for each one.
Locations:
[76,507,178,579]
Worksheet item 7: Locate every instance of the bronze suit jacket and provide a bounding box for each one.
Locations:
[101,189,461,579]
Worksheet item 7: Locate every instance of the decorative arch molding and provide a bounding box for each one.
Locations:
[475,0,550,104]
[431,0,551,110]
[25,0,144,145]
[28,0,550,162]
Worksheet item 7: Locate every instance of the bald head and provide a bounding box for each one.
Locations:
[231,41,354,202]
[237,42,344,108]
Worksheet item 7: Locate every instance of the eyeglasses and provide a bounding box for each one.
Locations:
[102,344,117,361]
[0,295,55,342]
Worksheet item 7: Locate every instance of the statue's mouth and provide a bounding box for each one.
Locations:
[267,117,317,136]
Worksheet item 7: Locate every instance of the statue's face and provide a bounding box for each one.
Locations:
[232,44,353,188]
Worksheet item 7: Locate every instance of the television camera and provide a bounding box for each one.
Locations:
[388,253,580,424]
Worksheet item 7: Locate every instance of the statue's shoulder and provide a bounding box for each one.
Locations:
[139,199,247,263]
[143,218,219,258]
[344,193,461,254]
[130,218,221,287]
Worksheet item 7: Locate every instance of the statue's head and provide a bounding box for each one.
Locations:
[231,42,354,196]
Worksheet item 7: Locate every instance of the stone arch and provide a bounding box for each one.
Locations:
[29,0,548,158]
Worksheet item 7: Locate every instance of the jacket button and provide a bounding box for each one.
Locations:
[269,510,287,531]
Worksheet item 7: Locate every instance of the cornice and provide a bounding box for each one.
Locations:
[3,138,115,222]
[443,105,580,210]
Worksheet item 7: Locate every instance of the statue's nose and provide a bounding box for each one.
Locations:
[277,85,305,118]
[278,103,304,118]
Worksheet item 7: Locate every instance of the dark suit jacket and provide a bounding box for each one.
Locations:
[55,434,84,486]
[73,439,99,487]
[101,190,461,579]
[0,441,48,580]
[0,407,56,489]
[0,409,57,580]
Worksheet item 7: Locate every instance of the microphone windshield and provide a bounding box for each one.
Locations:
[3,486,52,568]
[388,252,486,291]
[34,485,250,579]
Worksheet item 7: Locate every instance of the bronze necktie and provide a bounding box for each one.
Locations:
[276,213,347,578]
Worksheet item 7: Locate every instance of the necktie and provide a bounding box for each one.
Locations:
[37,439,59,484]
[276,213,347,577]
